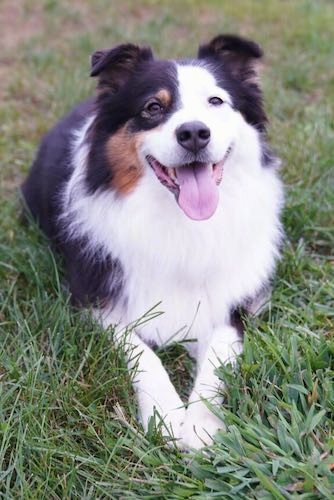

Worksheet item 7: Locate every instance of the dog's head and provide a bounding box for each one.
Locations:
[88,35,266,221]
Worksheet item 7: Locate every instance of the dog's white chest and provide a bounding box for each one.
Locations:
[100,167,282,345]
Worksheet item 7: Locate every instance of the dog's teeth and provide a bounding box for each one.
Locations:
[168,167,176,180]
[167,168,179,185]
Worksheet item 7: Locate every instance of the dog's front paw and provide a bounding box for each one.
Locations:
[139,392,185,440]
[156,405,186,441]
[179,402,224,449]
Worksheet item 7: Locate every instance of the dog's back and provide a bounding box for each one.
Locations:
[22,99,94,241]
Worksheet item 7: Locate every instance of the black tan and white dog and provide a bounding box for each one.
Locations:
[22,35,283,449]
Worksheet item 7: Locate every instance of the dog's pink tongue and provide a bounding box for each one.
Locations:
[176,163,219,220]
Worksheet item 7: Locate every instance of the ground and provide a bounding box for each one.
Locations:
[0,0,333,498]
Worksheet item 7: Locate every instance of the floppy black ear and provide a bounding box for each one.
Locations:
[198,34,263,82]
[90,43,153,92]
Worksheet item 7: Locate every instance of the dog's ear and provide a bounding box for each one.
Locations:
[198,34,263,82]
[90,43,153,93]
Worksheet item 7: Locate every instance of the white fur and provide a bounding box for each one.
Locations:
[62,64,284,449]
[181,325,242,448]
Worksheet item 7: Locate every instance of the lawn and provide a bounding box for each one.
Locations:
[0,0,333,497]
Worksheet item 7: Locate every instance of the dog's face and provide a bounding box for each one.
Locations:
[88,35,266,220]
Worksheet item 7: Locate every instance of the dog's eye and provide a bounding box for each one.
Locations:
[143,101,163,117]
[208,97,224,106]
[147,102,162,114]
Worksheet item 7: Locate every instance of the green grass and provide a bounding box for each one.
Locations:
[1,0,334,497]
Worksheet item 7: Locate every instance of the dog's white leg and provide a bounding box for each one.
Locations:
[96,308,185,440]
[180,325,242,449]
[117,328,185,440]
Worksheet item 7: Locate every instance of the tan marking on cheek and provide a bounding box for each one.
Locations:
[106,126,146,195]
[156,88,172,107]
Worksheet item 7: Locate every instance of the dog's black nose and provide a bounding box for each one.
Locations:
[176,121,210,153]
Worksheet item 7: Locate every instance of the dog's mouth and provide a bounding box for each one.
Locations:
[147,145,233,221]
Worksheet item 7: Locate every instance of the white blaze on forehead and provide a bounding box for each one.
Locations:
[176,64,232,111]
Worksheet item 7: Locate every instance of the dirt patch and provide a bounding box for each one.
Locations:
[0,0,44,52]
[0,0,45,98]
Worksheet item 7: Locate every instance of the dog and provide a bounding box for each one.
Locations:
[21,34,283,449]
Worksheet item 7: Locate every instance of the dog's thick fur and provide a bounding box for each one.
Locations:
[22,35,283,448]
